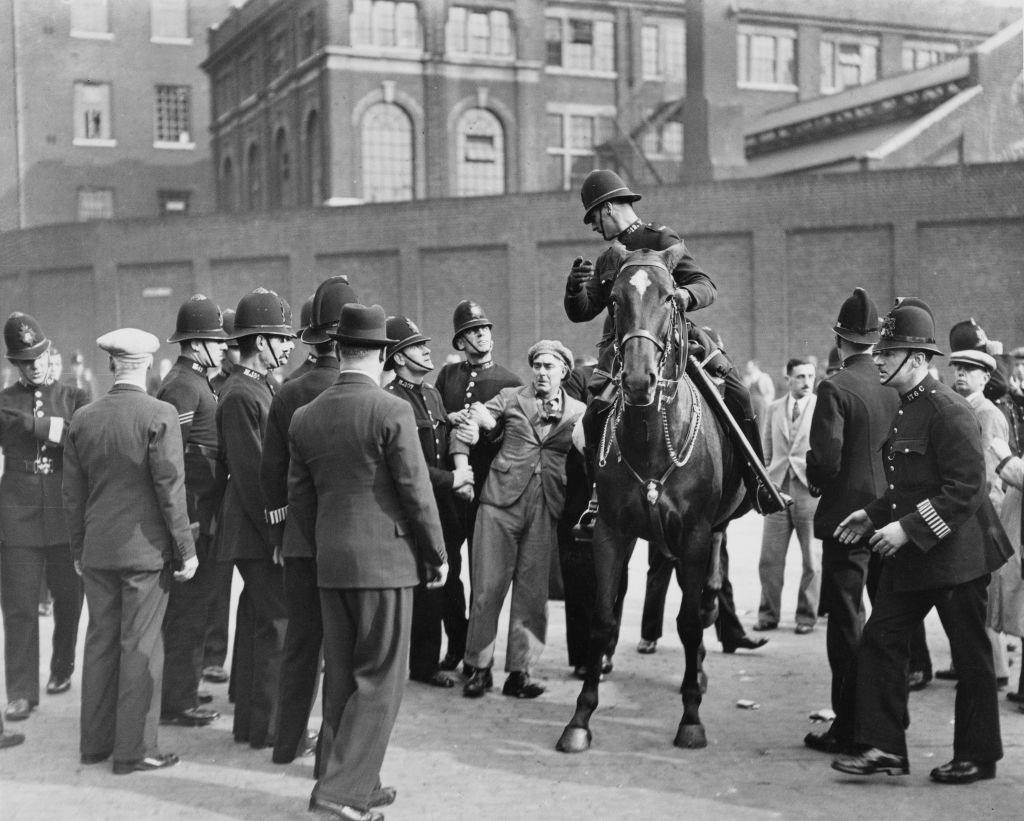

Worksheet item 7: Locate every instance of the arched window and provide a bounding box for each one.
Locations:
[221,155,235,212]
[456,108,504,197]
[271,127,291,208]
[247,142,262,210]
[361,102,413,202]
[305,110,323,205]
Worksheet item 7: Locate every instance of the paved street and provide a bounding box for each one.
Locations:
[1,512,1022,819]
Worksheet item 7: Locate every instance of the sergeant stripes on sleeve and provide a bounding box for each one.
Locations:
[266,506,287,525]
[916,499,952,540]
[178,411,194,426]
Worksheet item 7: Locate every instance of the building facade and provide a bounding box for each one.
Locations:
[0,0,234,231]
[202,0,1017,211]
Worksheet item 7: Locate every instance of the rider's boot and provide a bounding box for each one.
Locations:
[737,414,792,515]
[572,397,611,542]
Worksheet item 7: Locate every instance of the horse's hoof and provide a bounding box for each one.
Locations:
[556,726,592,753]
[674,722,707,749]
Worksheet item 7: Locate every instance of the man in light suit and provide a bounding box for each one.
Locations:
[290,304,447,821]
[755,357,821,634]
[456,340,587,699]
[63,328,196,774]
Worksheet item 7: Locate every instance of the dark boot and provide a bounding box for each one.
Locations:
[462,666,492,698]
[572,402,611,541]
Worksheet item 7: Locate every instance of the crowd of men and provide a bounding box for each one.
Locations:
[0,169,1021,818]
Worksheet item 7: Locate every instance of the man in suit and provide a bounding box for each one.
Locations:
[804,290,900,755]
[0,312,89,723]
[157,295,228,729]
[754,357,820,633]
[290,303,446,821]
[260,276,356,766]
[830,301,1012,784]
[216,287,295,749]
[63,328,197,774]
[456,340,586,699]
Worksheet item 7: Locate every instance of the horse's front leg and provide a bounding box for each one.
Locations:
[674,556,710,749]
[557,520,632,753]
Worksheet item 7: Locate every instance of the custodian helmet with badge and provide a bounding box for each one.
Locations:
[4,312,51,361]
[451,300,492,348]
[384,316,431,371]
[833,287,881,345]
[875,301,944,356]
[948,318,996,372]
[230,287,295,339]
[168,294,228,343]
[580,169,641,225]
[301,276,358,344]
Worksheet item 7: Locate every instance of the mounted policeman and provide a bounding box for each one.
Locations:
[565,169,789,538]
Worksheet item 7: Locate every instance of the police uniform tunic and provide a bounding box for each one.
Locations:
[215,364,286,748]
[834,374,1012,762]
[385,376,464,680]
[0,379,88,705]
[156,356,226,717]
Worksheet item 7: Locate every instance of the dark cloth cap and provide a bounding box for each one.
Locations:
[528,339,573,372]
[332,304,396,347]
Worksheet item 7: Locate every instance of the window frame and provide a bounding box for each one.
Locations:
[545,103,616,191]
[158,189,192,216]
[445,5,515,61]
[819,31,879,94]
[150,0,192,45]
[736,23,797,92]
[544,7,616,78]
[455,108,506,197]
[70,0,112,41]
[641,17,686,82]
[154,84,194,149]
[900,38,959,73]
[73,80,116,147]
[350,0,423,54]
[360,101,415,203]
[77,187,115,221]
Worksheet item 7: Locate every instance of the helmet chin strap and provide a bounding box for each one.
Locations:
[461,332,492,362]
[265,336,284,371]
[403,349,433,373]
[881,351,913,387]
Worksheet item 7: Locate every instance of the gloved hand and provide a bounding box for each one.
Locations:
[0,408,34,435]
[174,555,199,582]
[567,257,593,294]
[673,288,692,312]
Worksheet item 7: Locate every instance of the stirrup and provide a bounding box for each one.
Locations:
[753,483,792,515]
[572,501,599,542]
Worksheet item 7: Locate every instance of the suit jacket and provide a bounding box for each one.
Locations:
[288,371,445,589]
[762,393,816,489]
[0,380,89,546]
[965,391,1009,509]
[864,375,1012,592]
[806,353,901,539]
[62,384,194,571]
[475,385,586,517]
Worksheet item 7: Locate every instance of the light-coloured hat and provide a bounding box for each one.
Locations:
[528,339,573,372]
[97,328,160,358]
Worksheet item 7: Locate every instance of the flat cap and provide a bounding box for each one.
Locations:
[527,339,573,372]
[97,328,160,357]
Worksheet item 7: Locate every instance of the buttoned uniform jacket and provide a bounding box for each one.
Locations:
[965,391,1009,510]
[283,352,317,384]
[259,355,339,559]
[806,353,901,540]
[215,366,275,563]
[62,384,195,571]
[434,359,521,495]
[288,372,446,589]
[157,356,224,537]
[762,392,816,489]
[0,380,89,546]
[563,221,717,357]
[864,375,1012,592]
[384,376,460,530]
[470,385,586,518]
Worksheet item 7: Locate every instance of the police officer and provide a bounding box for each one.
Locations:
[0,312,89,723]
[434,300,521,673]
[829,300,1012,784]
[260,276,357,766]
[284,293,317,383]
[384,316,475,689]
[157,295,228,728]
[216,287,295,749]
[565,169,787,535]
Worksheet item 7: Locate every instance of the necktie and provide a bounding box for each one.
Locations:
[791,400,799,424]
[542,398,559,422]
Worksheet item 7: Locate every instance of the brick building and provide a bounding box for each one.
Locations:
[201,0,1017,211]
[0,0,235,231]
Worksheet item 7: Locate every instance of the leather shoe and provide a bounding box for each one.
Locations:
[1006,690,1024,703]
[201,665,229,683]
[929,759,996,784]
[804,731,849,755]
[462,667,493,698]
[438,651,462,672]
[309,793,384,820]
[4,699,33,722]
[112,753,180,774]
[636,638,657,654]
[752,622,777,632]
[368,786,396,808]
[1,732,25,750]
[502,671,544,699]
[907,670,932,691]
[411,671,454,688]
[722,636,768,653]
[160,707,219,727]
[934,667,958,680]
[80,751,111,764]
[831,747,909,776]
[794,624,814,635]
[996,675,1009,687]
[46,675,72,695]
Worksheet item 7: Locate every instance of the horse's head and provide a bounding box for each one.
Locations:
[609,242,688,406]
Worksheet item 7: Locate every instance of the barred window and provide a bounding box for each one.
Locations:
[71,0,109,36]
[77,188,114,221]
[74,81,112,142]
[456,109,504,197]
[151,0,188,41]
[361,103,413,203]
[155,85,191,144]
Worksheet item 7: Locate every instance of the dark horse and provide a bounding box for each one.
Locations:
[557,242,747,752]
